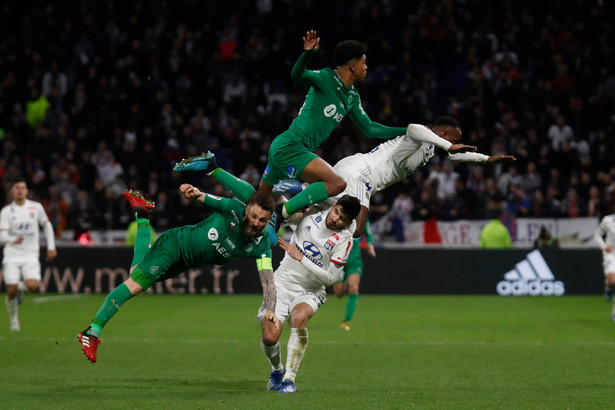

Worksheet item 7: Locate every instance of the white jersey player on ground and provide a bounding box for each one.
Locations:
[0,178,57,331]
[257,194,360,394]
[275,116,515,236]
[594,213,615,320]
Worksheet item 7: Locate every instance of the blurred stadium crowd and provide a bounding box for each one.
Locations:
[0,0,614,240]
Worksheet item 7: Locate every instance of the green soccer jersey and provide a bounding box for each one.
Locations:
[135,195,271,283]
[287,50,407,151]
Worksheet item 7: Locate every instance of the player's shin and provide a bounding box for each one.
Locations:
[260,339,283,371]
[283,328,309,383]
[90,283,133,337]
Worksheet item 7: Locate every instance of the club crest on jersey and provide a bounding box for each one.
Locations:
[325,239,335,251]
[244,243,254,252]
[315,216,322,223]
[302,241,322,260]
[324,104,337,117]
[208,228,219,240]
[229,222,236,230]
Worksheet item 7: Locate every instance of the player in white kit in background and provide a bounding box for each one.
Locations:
[594,213,615,321]
[0,178,57,331]
[257,194,360,394]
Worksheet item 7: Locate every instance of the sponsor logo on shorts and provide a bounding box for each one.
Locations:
[286,166,297,179]
[208,228,219,240]
[496,250,565,296]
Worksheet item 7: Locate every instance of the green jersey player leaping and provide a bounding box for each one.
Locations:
[260,30,407,230]
[76,187,279,363]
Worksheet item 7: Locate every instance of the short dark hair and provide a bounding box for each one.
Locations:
[333,40,367,67]
[433,116,461,129]
[336,194,361,221]
[12,177,27,186]
[247,193,275,214]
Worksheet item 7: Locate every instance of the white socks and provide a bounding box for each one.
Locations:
[260,339,283,371]
[6,296,19,330]
[284,328,308,383]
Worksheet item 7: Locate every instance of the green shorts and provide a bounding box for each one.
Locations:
[338,257,364,282]
[261,130,318,186]
[129,229,185,290]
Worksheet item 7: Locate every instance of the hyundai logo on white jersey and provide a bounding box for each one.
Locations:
[302,241,322,260]
[496,249,565,296]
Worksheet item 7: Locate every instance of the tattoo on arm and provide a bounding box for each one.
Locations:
[258,268,276,313]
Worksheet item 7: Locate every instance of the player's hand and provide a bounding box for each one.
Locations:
[265,311,281,330]
[278,237,303,261]
[180,184,202,200]
[448,144,477,154]
[47,249,57,260]
[14,236,24,244]
[606,246,613,253]
[366,243,377,258]
[487,155,516,163]
[303,30,320,51]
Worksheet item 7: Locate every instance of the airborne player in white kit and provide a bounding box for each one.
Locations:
[0,178,57,331]
[275,116,516,236]
[257,194,360,394]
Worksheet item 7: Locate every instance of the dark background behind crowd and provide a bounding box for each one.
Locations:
[0,0,614,240]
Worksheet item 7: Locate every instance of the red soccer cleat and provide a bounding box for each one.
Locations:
[123,189,156,215]
[77,327,101,363]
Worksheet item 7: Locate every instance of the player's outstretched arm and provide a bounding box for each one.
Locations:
[487,155,516,163]
[448,143,478,154]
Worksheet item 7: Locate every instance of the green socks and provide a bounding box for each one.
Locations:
[211,168,256,203]
[91,283,133,336]
[285,181,329,215]
[344,293,359,322]
[131,219,152,268]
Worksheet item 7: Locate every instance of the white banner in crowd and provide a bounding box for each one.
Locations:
[373,217,599,248]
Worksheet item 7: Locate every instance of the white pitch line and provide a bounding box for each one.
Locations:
[32,294,88,303]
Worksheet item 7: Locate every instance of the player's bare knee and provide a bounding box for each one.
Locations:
[261,332,279,346]
[326,178,346,196]
[607,274,615,287]
[289,313,309,328]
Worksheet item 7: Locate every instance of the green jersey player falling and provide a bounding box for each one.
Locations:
[259,30,406,232]
[76,187,279,363]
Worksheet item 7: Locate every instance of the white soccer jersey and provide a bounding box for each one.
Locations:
[333,123,489,206]
[0,199,55,260]
[276,202,356,293]
[595,214,615,253]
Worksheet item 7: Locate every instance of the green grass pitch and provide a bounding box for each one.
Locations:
[1,293,613,409]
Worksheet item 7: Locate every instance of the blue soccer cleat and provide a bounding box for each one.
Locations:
[173,151,217,174]
[267,368,284,391]
[278,379,297,394]
[273,179,307,196]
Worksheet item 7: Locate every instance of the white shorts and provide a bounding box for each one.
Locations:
[2,260,41,285]
[333,158,372,208]
[256,283,326,324]
[603,253,615,276]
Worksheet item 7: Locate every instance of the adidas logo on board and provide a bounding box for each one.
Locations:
[496,249,565,296]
